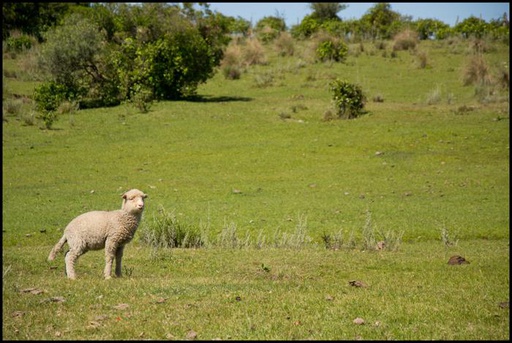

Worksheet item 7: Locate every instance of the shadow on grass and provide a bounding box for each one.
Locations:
[185,94,253,103]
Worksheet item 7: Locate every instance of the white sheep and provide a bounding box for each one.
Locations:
[48,189,148,279]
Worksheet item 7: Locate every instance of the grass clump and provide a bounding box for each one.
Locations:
[462,54,492,86]
[392,29,419,51]
[139,205,204,250]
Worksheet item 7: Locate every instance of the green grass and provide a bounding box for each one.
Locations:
[2,38,509,340]
[2,241,509,340]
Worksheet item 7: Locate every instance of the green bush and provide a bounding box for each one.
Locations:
[5,35,33,52]
[314,35,348,62]
[33,81,69,113]
[316,40,347,62]
[329,79,367,119]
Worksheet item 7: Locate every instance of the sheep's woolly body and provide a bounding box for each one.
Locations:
[48,189,147,280]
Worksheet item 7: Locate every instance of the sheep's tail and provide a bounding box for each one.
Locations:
[48,235,67,261]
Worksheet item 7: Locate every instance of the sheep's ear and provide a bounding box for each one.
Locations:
[122,192,127,199]
[143,194,148,198]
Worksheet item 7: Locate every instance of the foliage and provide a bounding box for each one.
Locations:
[360,2,402,40]
[4,34,34,52]
[414,18,450,40]
[36,13,112,108]
[32,3,230,111]
[309,2,347,22]
[290,14,321,39]
[315,35,348,62]
[329,79,366,119]
[1,2,80,41]
[33,81,75,113]
[255,16,286,43]
[454,16,491,39]
[228,16,252,36]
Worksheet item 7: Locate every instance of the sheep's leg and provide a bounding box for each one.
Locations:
[65,249,82,280]
[104,251,115,279]
[115,245,125,277]
[104,240,118,279]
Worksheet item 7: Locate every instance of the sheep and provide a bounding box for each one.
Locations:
[48,189,148,279]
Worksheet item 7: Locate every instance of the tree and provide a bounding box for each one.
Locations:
[2,3,88,41]
[415,18,450,40]
[360,3,401,40]
[309,3,347,23]
[34,3,231,112]
[454,16,489,39]
[255,16,286,42]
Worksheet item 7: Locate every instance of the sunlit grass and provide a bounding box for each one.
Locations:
[2,38,509,340]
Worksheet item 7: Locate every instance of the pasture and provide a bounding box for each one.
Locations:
[2,38,509,340]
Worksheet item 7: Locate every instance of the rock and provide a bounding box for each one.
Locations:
[448,255,470,265]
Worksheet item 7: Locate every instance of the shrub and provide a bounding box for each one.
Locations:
[33,81,75,113]
[129,84,153,113]
[274,32,295,57]
[416,50,429,69]
[242,39,267,66]
[5,34,34,52]
[313,33,348,62]
[255,16,286,43]
[329,79,367,119]
[392,29,418,51]
[2,99,23,116]
[462,54,492,86]
[222,65,242,80]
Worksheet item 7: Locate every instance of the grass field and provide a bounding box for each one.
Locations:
[2,38,509,340]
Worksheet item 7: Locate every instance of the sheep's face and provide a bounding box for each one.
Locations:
[122,189,148,214]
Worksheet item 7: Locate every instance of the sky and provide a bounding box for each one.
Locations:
[206,2,510,28]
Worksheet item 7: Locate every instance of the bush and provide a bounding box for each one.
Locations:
[222,65,242,80]
[242,39,267,66]
[313,33,348,62]
[392,29,419,51]
[329,79,367,119]
[274,32,295,57]
[33,81,70,113]
[5,34,34,52]
[462,54,492,86]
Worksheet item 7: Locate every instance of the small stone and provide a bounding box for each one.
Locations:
[353,317,365,325]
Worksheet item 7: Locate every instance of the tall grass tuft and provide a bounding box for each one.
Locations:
[243,38,267,66]
[462,54,492,86]
[216,221,251,249]
[361,210,403,251]
[441,225,459,247]
[277,214,312,249]
[393,29,418,51]
[139,205,204,249]
[274,31,295,57]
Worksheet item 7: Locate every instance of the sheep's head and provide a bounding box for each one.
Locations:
[122,189,148,214]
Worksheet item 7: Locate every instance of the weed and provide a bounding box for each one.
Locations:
[416,50,429,69]
[222,65,242,80]
[441,225,459,247]
[253,72,274,88]
[3,98,23,116]
[426,86,442,105]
